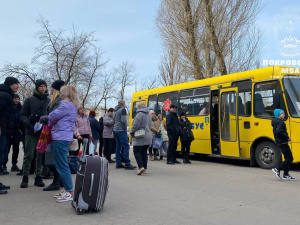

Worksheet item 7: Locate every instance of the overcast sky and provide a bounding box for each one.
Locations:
[0,0,299,86]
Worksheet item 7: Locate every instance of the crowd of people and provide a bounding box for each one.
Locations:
[0,75,296,201]
[0,76,195,200]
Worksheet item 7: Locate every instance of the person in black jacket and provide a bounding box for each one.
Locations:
[88,111,102,154]
[20,79,50,188]
[166,104,181,165]
[271,109,295,180]
[0,77,19,194]
[179,112,193,164]
[98,117,104,156]
[5,94,23,172]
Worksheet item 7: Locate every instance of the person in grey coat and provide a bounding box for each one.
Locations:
[129,102,152,175]
[103,108,115,163]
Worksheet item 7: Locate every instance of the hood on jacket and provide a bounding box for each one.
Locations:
[137,105,149,114]
[271,117,282,127]
[0,84,14,97]
[152,115,158,121]
[104,112,113,118]
[114,104,123,112]
[33,89,49,100]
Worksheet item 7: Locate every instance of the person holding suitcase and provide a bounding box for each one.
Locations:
[48,86,79,202]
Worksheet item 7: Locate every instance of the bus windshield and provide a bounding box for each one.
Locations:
[283,76,300,117]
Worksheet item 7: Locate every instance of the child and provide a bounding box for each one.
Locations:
[271,109,295,180]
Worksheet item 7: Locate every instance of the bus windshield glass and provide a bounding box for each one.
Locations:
[283,76,300,117]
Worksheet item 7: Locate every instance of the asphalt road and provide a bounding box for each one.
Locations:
[1,149,300,225]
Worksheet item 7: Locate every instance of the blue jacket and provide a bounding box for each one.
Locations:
[89,116,102,140]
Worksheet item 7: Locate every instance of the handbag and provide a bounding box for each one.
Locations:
[134,128,146,138]
[36,121,52,153]
[153,135,163,149]
[69,139,79,151]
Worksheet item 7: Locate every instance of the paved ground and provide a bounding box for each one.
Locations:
[1,149,300,225]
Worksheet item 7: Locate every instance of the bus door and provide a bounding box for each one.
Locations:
[219,87,240,157]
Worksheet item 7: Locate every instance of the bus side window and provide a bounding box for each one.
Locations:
[232,80,252,116]
[158,91,179,116]
[132,100,145,118]
[254,81,286,118]
[179,87,210,116]
[148,95,157,112]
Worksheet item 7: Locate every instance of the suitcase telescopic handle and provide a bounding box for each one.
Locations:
[89,173,94,196]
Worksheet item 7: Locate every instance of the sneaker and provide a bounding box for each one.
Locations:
[282,174,296,180]
[143,169,147,174]
[54,190,66,198]
[272,168,281,180]
[137,167,145,175]
[56,192,73,203]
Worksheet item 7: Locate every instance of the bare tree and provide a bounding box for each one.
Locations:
[159,47,191,86]
[0,17,107,107]
[156,0,263,78]
[113,61,136,100]
[138,75,161,91]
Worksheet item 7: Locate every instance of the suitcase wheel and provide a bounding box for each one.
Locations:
[76,207,85,215]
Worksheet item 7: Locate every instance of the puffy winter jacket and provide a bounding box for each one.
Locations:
[0,84,15,136]
[103,113,114,139]
[272,118,289,145]
[75,113,92,137]
[48,101,77,141]
[20,89,50,136]
[166,111,180,137]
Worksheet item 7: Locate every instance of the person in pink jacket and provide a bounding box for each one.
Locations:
[73,106,92,155]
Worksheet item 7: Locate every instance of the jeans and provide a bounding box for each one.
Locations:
[52,140,73,192]
[277,143,294,176]
[92,140,98,154]
[133,145,149,169]
[113,131,130,166]
[0,135,8,172]
[167,135,179,162]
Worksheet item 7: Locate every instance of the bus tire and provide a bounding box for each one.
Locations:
[255,141,281,169]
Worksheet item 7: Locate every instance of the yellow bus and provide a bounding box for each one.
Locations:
[130,66,300,169]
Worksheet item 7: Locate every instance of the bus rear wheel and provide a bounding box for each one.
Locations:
[255,141,281,169]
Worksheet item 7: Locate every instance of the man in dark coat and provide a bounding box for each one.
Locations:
[166,104,181,165]
[20,79,50,188]
[0,76,20,194]
[98,116,104,156]
[4,94,23,172]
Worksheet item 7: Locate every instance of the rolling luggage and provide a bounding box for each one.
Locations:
[72,138,109,215]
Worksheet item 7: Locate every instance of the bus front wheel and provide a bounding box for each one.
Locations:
[255,141,281,169]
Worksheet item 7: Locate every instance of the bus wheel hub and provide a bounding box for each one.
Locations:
[260,147,274,164]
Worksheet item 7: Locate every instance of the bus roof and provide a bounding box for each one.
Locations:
[132,66,300,98]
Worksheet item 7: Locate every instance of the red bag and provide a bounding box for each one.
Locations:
[36,122,52,153]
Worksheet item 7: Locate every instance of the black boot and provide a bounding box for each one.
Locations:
[0,190,7,195]
[20,176,29,188]
[34,176,45,187]
[43,177,60,191]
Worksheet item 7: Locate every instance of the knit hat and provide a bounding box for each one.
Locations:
[118,99,125,105]
[13,94,20,99]
[274,109,284,118]
[51,80,65,91]
[35,79,47,90]
[89,110,96,117]
[180,112,187,117]
[4,77,19,86]
[170,104,177,109]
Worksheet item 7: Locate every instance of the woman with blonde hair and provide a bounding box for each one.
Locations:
[39,80,65,191]
[48,85,79,202]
